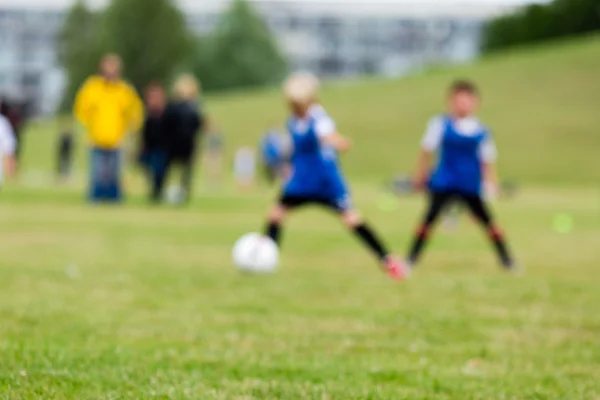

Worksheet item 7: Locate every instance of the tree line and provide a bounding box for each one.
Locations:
[59,0,287,111]
[483,0,600,53]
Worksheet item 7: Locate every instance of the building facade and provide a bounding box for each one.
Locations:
[187,1,506,78]
[0,7,65,114]
[0,0,513,115]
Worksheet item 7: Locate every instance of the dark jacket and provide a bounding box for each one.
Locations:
[141,113,166,152]
[163,100,203,160]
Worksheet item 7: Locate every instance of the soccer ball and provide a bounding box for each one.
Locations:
[232,233,279,273]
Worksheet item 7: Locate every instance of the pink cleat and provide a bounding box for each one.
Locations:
[384,256,410,281]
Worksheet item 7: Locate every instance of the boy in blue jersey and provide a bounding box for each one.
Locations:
[263,72,408,280]
[408,80,515,270]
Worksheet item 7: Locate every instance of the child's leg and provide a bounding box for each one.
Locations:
[151,151,169,202]
[460,194,514,267]
[340,208,409,279]
[340,209,390,261]
[265,205,288,245]
[407,191,452,266]
[264,195,307,245]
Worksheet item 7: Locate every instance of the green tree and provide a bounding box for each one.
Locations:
[193,0,288,91]
[58,0,102,111]
[483,0,600,53]
[98,0,192,92]
[552,0,600,36]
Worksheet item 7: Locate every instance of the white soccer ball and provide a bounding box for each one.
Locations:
[232,233,279,273]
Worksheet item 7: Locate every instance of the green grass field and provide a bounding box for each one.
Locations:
[1,37,599,399]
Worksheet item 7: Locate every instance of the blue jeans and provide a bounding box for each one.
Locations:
[89,148,122,202]
[140,149,169,201]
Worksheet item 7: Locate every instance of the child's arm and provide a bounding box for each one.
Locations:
[479,134,499,197]
[483,162,499,186]
[413,117,442,190]
[413,149,434,190]
[3,155,16,178]
[482,162,500,198]
[320,132,352,153]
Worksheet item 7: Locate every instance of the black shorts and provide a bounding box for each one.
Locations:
[424,190,493,225]
[279,194,347,213]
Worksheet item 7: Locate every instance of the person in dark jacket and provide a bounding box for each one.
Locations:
[139,82,168,202]
[160,74,205,203]
[56,118,75,182]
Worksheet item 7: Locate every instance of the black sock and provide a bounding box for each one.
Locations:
[408,224,430,265]
[265,222,281,246]
[353,223,389,261]
[488,226,513,267]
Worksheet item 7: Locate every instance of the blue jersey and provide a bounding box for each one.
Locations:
[424,115,496,196]
[283,105,350,208]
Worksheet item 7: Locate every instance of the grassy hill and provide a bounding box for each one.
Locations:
[20,35,600,186]
[204,35,600,185]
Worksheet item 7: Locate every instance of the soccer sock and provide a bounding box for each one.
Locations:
[407,224,431,265]
[488,225,513,266]
[265,222,281,246]
[353,223,389,261]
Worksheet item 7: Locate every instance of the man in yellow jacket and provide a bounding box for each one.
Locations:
[74,54,143,202]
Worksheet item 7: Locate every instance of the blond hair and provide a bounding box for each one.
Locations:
[283,72,319,105]
[173,74,201,100]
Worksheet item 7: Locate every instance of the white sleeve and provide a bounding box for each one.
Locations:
[315,115,337,138]
[478,135,498,163]
[315,114,336,138]
[0,117,15,156]
[421,117,444,152]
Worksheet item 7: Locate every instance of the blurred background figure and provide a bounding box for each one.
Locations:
[161,74,205,204]
[260,127,291,185]
[0,97,26,174]
[139,82,168,202]
[234,147,256,189]
[56,118,75,183]
[0,109,16,186]
[74,54,143,203]
[205,128,225,188]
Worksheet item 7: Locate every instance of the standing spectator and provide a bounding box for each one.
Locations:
[161,74,205,204]
[0,111,16,186]
[1,98,29,174]
[74,54,143,203]
[139,82,168,202]
[8,102,24,167]
[234,146,256,189]
[56,118,75,182]
[205,128,225,188]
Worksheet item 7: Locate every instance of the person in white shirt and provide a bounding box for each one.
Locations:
[0,114,16,184]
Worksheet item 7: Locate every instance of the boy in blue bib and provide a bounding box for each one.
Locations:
[263,72,408,281]
[408,80,515,270]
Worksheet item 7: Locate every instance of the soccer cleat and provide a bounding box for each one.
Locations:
[384,256,410,281]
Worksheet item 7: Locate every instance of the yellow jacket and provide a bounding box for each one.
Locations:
[74,76,143,149]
